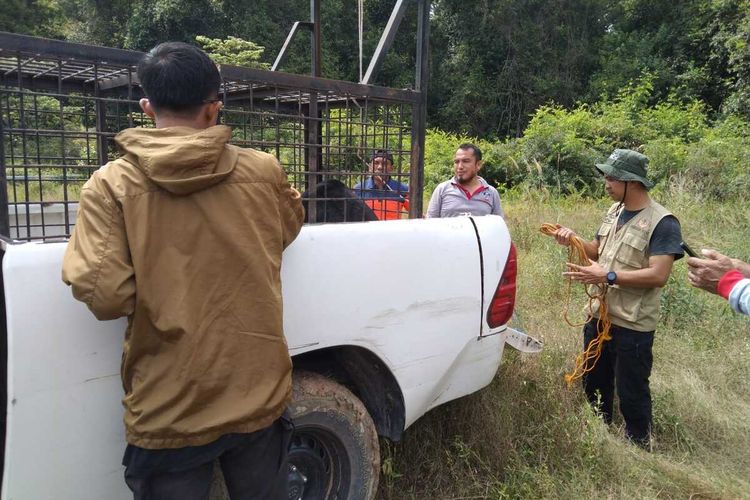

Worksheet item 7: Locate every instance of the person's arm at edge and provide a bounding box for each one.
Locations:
[61,174,135,321]
[276,159,304,248]
[717,270,750,316]
[730,258,750,279]
[727,278,750,315]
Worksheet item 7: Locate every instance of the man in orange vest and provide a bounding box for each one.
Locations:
[353,149,409,220]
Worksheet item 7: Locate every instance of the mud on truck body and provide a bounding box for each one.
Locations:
[0,29,541,500]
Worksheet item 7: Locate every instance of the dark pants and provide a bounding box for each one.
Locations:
[124,416,294,500]
[583,319,654,445]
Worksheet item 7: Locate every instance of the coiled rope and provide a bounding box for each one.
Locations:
[540,223,612,386]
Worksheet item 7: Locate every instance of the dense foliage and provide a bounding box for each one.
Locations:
[196,36,269,69]
[424,76,750,200]
[3,0,750,139]
[5,1,749,200]
[428,0,750,137]
[428,0,608,137]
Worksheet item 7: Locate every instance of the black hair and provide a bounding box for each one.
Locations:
[458,143,482,161]
[371,149,394,165]
[137,42,221,113]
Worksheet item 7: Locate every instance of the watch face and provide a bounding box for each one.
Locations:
[607,271,616,284]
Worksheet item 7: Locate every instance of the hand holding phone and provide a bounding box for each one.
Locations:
[680,241,697,258]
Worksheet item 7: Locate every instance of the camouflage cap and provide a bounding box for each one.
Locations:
[595,149,654,189]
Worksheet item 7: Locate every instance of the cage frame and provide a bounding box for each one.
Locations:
[0,11,429,240]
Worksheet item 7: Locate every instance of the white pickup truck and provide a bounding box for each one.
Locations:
[0,215,541,500]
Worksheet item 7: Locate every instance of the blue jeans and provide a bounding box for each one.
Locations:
[583,319,654,445]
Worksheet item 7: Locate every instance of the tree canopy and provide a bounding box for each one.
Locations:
[2,0,749,139]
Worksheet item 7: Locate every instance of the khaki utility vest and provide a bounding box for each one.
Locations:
[586,200,673,332]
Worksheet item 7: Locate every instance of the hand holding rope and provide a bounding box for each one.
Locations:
[540,223,613,386]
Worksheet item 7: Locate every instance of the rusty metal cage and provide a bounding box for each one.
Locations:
[0,31,427,241]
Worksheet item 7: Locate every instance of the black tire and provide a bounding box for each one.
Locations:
[287,371,380,500]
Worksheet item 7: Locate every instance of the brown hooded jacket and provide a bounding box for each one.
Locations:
[62,125,304,448]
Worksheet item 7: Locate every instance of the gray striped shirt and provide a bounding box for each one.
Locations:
[426,176,504,218]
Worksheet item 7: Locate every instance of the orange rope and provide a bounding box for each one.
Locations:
[540,223,612,386]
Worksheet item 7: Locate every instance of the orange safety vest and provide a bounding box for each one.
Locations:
[364,198,410,220]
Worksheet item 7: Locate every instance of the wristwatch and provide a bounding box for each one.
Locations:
[606,271,617,286]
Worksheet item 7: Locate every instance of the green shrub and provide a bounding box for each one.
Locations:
[641,138,688,182]
[515,105,603,192]
[423,76,750,201]
[195,36,269,69]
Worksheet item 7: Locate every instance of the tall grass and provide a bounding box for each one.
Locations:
[377,188,750,499]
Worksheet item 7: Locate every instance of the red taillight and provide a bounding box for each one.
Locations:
[486,243,517,328]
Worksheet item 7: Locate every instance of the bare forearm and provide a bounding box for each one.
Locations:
[613,267,670,288]
[731,258,750,278]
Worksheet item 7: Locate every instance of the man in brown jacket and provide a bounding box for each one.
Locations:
[62,42,304,499]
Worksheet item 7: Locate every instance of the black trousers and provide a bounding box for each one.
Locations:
[124,416,294,500]
[583,318,654,444]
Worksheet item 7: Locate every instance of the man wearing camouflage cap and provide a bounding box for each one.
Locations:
[551,149,684,450]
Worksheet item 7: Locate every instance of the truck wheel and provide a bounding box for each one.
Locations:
[287,371,380,500]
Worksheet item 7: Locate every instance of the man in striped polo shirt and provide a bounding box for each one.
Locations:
[425,143,504,218]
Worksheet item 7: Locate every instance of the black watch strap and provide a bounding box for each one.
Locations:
[606,271,617,286]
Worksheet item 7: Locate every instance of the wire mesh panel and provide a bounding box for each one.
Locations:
[222,85,414,223]
[0,34,145,241]
[0,32,424,241]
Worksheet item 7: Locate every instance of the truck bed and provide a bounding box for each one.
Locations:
[0,216,535,499]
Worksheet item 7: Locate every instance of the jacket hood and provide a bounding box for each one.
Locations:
[115,125,238,195]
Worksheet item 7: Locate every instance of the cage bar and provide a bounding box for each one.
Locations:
[0,31,425,240]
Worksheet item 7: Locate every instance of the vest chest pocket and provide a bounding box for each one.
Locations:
[614,232,648,269]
